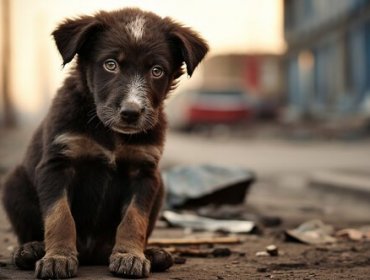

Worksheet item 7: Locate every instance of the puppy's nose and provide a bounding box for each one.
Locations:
[120,103,142,123]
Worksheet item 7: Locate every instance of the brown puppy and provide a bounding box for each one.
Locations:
[2,8,208,279]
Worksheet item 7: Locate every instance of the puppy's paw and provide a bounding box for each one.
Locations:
[144,248,174,272]
[109,252,150,278]
[35,254,78,279]
[14,241,45,270]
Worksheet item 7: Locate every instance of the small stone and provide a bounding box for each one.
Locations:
[257,267,268,273]
[256,251,269,257]
[231,261,239,265]
[266,245,278,256]
[217,276,224,280]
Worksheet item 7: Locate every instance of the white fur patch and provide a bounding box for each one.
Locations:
[125,74,147,107]
[126,16,146,41]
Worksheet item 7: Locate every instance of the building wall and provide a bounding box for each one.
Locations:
[284,0,370,118]
[203,54,284,100]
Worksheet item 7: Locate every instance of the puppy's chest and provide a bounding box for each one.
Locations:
[54,133,163,169]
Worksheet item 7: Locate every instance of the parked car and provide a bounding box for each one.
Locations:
[166,89,256,130]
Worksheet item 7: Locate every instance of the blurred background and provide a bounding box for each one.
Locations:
[1,0,370,229]
[2,2,370,278]
[2,0,370,135]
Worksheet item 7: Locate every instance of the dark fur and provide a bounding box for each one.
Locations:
[2,8,208,279]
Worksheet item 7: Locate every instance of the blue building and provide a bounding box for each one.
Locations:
[284,0,370,119]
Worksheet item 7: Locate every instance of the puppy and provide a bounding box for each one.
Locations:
[2,8,208,279]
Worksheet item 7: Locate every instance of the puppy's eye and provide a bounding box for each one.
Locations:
[103,59,119,73]
[151,66,164,78]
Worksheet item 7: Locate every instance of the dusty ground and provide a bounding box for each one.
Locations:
[1,228,370,280]
[1,127,370,279]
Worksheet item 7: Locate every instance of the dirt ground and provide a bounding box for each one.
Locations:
[1,127,370,279]
[1,227,370,280]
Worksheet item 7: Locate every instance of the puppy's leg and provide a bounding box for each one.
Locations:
[35,193,78,279]
[109,170,162,278]
[34,162,78,279]
[2,166,43,244]
[145,178,164,239]
[2,166,45,269]
[144,179,174,272]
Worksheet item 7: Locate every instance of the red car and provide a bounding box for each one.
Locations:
[167,89,256,130]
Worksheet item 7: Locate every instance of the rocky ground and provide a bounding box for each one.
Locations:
[1,126,370,279]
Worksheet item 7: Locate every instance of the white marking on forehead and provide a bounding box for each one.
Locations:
[126,74,147,106]
[126,16,146,41]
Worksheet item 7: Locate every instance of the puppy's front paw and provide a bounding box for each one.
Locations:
[109,252,150,278]
[14,241,45,270]
[35,254,78,279]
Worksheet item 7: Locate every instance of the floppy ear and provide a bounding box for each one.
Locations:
[166,19,209,76]
[52,16,101,66]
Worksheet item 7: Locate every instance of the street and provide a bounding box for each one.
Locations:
[1,128,370,279]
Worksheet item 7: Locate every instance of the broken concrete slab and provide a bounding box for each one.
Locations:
[162,211,256,234]
[162,164,255,209]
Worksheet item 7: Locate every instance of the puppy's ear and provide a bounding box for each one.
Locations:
[166,19,209,76]
[52,16,101,65]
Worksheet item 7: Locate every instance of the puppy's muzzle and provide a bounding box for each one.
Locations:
[119,103,144,124]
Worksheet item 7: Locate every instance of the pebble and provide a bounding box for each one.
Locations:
[256,251,269,257]
[266,245,279,256]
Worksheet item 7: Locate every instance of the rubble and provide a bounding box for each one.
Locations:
[165,247,232,258]
[336,227,370,241]
[162,210,256,233]
[196,204,282,228]
[266,245,278,256]
[162,164,255,209]
[256,251,269,257]
[148,236,242,246]
[255,245,279,257]
[285,220,336,244]
[212,248,232,257]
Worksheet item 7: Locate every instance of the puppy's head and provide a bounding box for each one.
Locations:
[52,8,208,134]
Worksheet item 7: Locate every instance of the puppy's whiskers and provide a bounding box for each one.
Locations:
[87,108,98,125]
[98,106,118,128]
